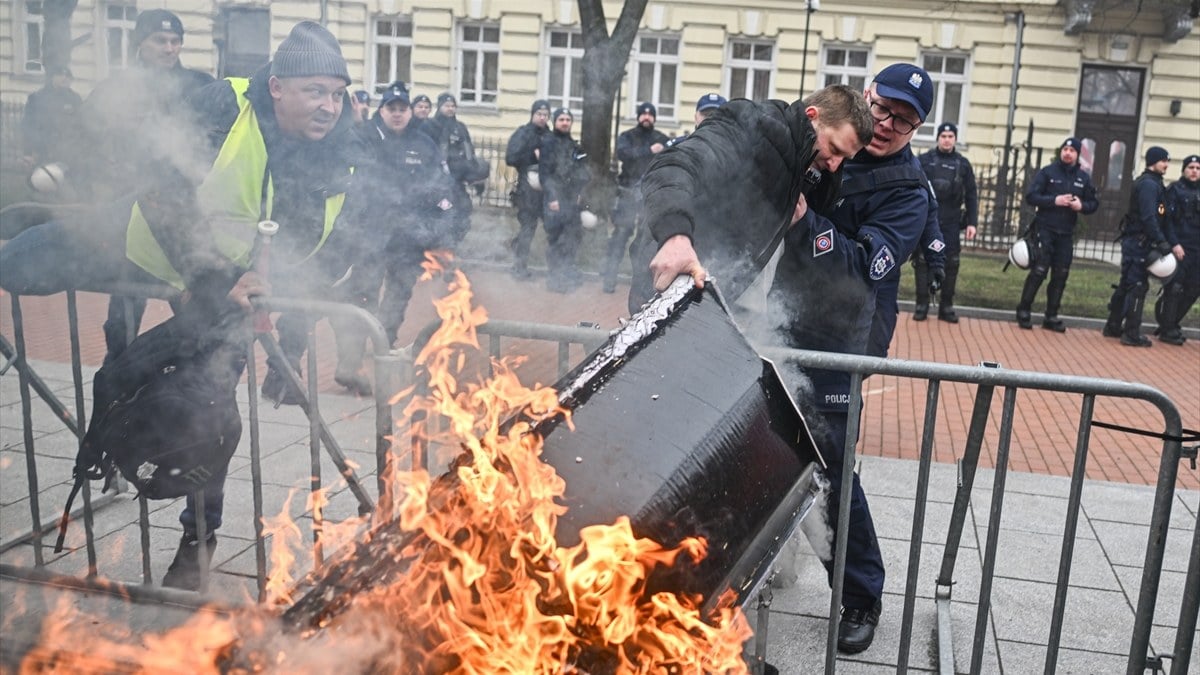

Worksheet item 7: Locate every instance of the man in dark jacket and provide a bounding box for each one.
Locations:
[505,99,551,279]
[916,122,977,322]
[627,84,872,312]
[424,93,487,244]
[603,102,669,293]
[1016,137,1100,331]
[1103,147,1175,347]
[0,21,359,590]
[347,81,457,355]
[768,64,936,654]
[539,108,590,293]
[20,66,82,176]
[1155,154,1200,345]
[74,9,217,366]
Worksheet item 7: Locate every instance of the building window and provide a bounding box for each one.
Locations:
[918,52,969,142]
[726,38,774,101]
[215,6,269,78]
[820,45,870,92]
[632,34,680,119]
[457,22,500,106]
[104,3,138,70]
[21,0,44,73]
[544,28,583,113]
[372,16,412,94]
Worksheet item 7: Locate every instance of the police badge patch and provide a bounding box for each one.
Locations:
[813,228,834,258]
[869,245,896,281]
[928,238,946,252]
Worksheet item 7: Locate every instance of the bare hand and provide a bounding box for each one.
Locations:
[1055,194,1073,207]
[1174,244,1185,260]
[650,142,665,154]
[228,271,270,313]
[965,225,977,240]
[649,234,706,291]
[534,148,540,160]
[791,194,809,227]
[548,200,560,212]
[1068,196,1083,212]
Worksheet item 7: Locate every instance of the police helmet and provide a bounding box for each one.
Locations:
[29,163,66,193]
[526,165,541,191]
[580,209,599,230]
[1147,252,1177,279]
[1008,239,1031,269]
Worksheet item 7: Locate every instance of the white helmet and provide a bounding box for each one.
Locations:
[526,166,541,191]
[1008,239,1031,269]
[1147,252,1177,279]
[29,163,67,193]
[580,209,599,230]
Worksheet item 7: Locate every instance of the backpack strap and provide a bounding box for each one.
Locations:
[838,163,926,198]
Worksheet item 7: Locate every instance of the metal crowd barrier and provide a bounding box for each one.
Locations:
[0,282,405,604]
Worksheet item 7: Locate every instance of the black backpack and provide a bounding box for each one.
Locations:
[54,308,247,552]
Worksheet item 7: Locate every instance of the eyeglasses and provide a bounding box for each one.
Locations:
[868,100,920,135]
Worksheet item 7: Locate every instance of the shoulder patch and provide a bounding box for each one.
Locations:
[869,245,896,281]
[813,228,834,258]
[928,239,946,253]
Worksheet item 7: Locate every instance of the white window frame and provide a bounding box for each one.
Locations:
[103,2,138,72]
[370,15,413,94]
[543,27,584,115]
[819,43,872,93]
[725,38,776,101]
[19,0,45,74]
[917,51,971,143]
[455,21,500,107]
[630,33,681,120]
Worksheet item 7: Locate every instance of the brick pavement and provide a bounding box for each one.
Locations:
[2,261,1197,490]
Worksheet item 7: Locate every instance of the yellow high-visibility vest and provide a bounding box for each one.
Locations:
[126,78,346,288]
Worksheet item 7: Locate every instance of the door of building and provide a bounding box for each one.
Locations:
[1072,64,1145,239]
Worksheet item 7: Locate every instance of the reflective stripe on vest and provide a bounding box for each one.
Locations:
[126,78,346,288]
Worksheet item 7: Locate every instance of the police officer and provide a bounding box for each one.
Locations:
[1104,147,1174,346]
[916,122,978,322]
[19,66,82,176]
[505,99,551,279]
[603,102,669,293]
[769,64,936,654]
[425,93,487,245]
[1016,137,1100,331]
[347,81,457,357]
[1155,154,1199,345]
[538,108,590,293]
[665,93,727,148]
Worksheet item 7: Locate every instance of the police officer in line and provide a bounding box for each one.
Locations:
[538,107,591,293]
[19,65,82,176]
[425,93,488,245]
[1155,154,1200,345]
[665,93,727,149]
[1104,147,1177,347]
[916,122,978,322]
[1016,137,1100,332]
[603,102,669,293]
[342,80,457,363]
[505,99,552,279]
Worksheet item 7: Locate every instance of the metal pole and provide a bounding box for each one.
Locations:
[800,2,816,98]
[997,11,1024,234]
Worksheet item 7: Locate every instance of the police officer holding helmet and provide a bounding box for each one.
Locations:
[1155,154,1200,344]
[916,122,977,322]
[1016,137,1099,331]
[1104,147,1177,346]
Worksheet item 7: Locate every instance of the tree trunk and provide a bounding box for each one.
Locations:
[41,0,78,77]
[577,0,649,213]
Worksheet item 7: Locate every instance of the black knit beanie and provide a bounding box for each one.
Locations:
[270,21,350,85]
[133,9,184,47]
[531,99,551,115]
[437,93,457,109]
[552,107,573,122]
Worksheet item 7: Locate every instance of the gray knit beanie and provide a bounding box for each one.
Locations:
[270,21,350,85]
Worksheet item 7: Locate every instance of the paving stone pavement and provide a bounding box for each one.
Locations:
[1,259,1198,672]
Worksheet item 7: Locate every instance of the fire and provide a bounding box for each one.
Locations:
[263,490,304,606]
[16,254,753,673]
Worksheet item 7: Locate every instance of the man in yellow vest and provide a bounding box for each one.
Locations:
[0,20,359,590]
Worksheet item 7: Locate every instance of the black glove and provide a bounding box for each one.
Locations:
[472,182,485,196]
[1155,241,1173,257]
[930,267,946,293]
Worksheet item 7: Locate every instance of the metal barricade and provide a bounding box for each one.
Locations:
[0,283,403,603]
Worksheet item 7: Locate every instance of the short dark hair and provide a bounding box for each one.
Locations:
[803,84,873,147]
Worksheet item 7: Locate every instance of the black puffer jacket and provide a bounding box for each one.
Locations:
[538,128,589,206]
[635,98,824,302]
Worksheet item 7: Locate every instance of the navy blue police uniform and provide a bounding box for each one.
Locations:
[505,100,551,278]
[915,124,977,321]
[1155,154,1200,343]
[1016,138,1099,330]
[538,108,591,292]
[1104,148,1171,346]
[604,102,669,292]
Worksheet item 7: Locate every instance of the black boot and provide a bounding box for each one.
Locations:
[1119,286,1150,347]
[262,355,304,406]
[940,253,961,318]
[1016,273,1042,330]
[913,304,928,321]
[837,599,882,654]
[913,261,931,321]
[162,533,218,591]
[938,306,959,323]
[1102,321,1123,338]
[1043,270,1068,332]
[1042,316,1066,332]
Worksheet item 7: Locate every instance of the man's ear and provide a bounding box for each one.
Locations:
[267,75,283,101]
[805,105,819,121]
